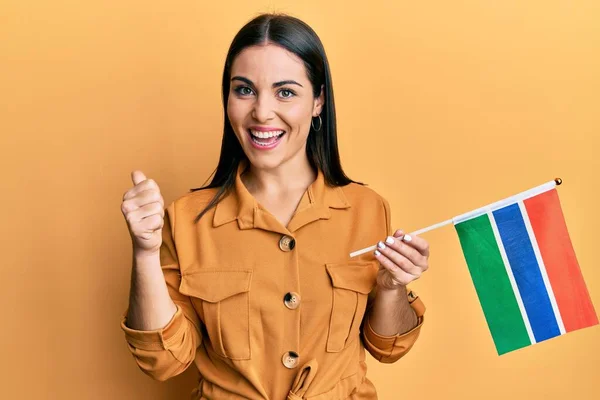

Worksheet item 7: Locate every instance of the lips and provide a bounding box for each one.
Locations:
[247,129,286,149]
[249,129,285,139]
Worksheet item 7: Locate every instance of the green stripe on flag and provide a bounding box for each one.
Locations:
[455,214,531,354]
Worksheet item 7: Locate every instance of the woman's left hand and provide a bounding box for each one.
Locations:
[374,229,429,290]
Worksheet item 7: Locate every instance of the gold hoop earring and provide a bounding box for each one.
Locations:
[311,115,322,132]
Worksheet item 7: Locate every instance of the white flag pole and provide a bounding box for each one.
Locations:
[348,178,562,258]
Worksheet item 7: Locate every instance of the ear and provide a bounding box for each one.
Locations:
[313,84,325,117]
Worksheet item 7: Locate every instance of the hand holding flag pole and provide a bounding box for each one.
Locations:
[349,178,563,258]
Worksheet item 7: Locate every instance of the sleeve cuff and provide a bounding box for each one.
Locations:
[364,312,424,350]
[120,304,186,351]
[362,292,425,361]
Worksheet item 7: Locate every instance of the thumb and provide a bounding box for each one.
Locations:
[131,170,147,186]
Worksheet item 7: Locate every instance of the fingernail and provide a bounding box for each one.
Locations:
[385,236,395,245]
[395,229,404,236]
[374,249,381,256]
[377,241,386,250]
[403,234,412,242]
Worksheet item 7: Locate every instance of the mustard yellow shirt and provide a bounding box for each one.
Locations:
[121,161,425,399]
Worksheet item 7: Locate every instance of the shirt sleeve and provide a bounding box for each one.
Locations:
[361,289,425,363]
[120,201,202,381]
[360,195,426,363]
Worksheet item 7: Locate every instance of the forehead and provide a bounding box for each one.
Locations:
[230,43,308,83]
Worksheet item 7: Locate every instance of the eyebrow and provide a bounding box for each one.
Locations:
[231,76,304,88]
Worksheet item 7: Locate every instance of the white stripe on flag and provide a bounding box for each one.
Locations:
[488,210,536,344]
[453,181,556,224]
[518,201,566,335]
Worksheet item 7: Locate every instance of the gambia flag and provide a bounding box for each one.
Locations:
[453,181,598,355]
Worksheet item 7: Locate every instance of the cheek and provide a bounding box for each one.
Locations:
[284,103,313,134]
[227,98,248,130]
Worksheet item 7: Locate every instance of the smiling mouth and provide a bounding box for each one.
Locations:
[248,129,286,146]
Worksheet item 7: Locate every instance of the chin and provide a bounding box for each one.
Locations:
[245,153,285,171]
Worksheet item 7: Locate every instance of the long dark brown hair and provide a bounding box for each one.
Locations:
[190,13,362,223]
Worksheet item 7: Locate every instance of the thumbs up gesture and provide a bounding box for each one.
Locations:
[121,171,165,256]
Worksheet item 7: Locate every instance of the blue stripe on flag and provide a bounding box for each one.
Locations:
[493,203,561,343]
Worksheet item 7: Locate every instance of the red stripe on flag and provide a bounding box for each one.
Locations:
[524,189,598,332]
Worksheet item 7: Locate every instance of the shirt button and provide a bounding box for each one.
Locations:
[279,235,296,252]
[282,351,299,369]
[284,292,301,310]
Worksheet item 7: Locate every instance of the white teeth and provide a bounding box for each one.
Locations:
[250,130,284,139]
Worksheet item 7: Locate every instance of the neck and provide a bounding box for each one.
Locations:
[242,155,317,196]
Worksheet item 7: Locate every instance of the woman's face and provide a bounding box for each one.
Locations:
[227,43,324,171]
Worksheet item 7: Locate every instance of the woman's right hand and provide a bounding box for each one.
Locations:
[121,170,165,256]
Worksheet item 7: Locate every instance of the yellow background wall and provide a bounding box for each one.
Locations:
[1,1,598,398]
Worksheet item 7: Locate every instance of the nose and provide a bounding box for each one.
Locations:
[251,92,275,122]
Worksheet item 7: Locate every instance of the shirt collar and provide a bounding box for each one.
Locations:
[213,159,351,234]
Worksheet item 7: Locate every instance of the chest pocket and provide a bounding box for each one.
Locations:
[180,268,252,360]
[325,261,378,352]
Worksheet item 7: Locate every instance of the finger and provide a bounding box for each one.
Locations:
[122,189,163,214]
[374,249,416,285]
[131,212,164,233]
[140,202,165,219]
[131,214,164,239]
[134,189,164,208]
[376,240,423,275]
[381,236,423,267]
[393,229,405,239]
[141,213,165,231]
[131,170,147,186]
[393,230,430,257]
[127,201,165,224]
[123,177,160,201]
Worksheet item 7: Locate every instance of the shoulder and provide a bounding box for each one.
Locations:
[339,182,389,209]
[165,187,221,218]
[339,182,392,236]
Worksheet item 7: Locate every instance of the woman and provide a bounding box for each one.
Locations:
[120,13,429,400]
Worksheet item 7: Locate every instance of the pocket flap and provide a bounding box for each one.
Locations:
[325,261,378,294]
[180,268,252,302]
